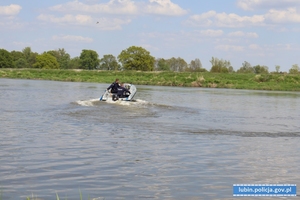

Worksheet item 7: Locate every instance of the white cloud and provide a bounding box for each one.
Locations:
[249,44,261,50]
[237,0,300,11]
[247,42,299,55]
[228,31,259,38]
[187,7,300,28]
[270,43,300,51]
[265,8,300,23]
[49,0,187,16]
[146,0,187,16]
[140,29,223,43]
[52,35,93,43]
[0,4,23,30]
[197,29,223,37]
[38,14,92,24]
[12,41,32,47]
[187,11,265,27]
[215,45,244,52]
[96,18,131,30]
[34,0,187,32]
[0,4,22,15]
[50,0,138,15]
[37,14,131,30]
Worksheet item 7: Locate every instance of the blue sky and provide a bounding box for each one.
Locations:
[1,0,300,72]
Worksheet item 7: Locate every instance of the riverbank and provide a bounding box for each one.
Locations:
[1,68,300,91]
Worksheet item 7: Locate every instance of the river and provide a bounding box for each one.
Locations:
[0,78,299,199]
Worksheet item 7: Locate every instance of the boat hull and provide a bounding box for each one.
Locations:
[100,83,136,101]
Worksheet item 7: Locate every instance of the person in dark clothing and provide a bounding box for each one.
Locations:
[117,84,131,98]
[107,79,120,93]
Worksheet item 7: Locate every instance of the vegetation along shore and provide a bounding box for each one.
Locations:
[1,68,300,91]
[1,46,300,91]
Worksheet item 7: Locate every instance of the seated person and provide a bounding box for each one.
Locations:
[107,79,120,93]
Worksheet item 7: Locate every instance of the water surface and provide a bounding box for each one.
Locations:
[0,78,299,199]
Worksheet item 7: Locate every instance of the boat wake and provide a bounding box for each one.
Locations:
[76,98,149,107]
[76,99,99,107]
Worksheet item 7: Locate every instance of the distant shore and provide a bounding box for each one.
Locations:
[1,68,300,91]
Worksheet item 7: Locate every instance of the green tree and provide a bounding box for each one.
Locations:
[15,58,28,68]
[0,49,14,68]
[289,64,299,74]
[22,47,38,68]
[118,46,155,71]
[79,49,99,70]
[155,58,170,71]
[275,65,280,73]
[253,65,269,74]
[47,48,71,69]
[11,50,24,61]
[69,57,81,69]
[33,53,59,69]
[99,54,121,70]
[210,57,232,73]
[167,57,188,72]
[237,61,254,73]
[23,47,31,61]
[188,58,206,72]
[11,50,27,68]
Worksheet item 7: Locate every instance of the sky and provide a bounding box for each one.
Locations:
[0,0,300,72]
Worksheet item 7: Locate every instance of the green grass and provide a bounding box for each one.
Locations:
[1,68,300,91]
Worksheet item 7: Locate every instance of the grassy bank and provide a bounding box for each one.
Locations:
[1,68,300,91]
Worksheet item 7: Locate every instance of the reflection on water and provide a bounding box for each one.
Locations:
[0,78,300,200]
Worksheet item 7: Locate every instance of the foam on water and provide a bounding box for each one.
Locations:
[104,98,150,106]
[76,98,149,107]
[76,98,99,106]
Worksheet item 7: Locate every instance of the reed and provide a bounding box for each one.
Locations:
[1,69,300,91]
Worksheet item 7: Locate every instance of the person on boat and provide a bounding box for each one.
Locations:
[107,78,120,93]
[117,83,131,98]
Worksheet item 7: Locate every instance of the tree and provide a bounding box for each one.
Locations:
[289,64,299,74]
[118,46,155,71]
[23,47,31,61]
[69,57,81,69]
[0,49,14,68]
[210,57,232,73]
[11,50,24,61]
[167,57,188,72]
[22,47,38,68]
[47,48,71,69]
[11,50,28,68]
[33,53,59,69]
[79,49,99,70]
[15,58,28,68]
[188,58,205,72]
[275,65,280,73]
[237,61,254,73]
[155,58,170,71]
[253,65,269,74]
[99,54,121,70]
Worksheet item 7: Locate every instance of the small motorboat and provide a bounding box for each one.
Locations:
[100,83,137,101]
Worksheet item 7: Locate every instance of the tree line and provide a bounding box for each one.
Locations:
[0,46,299,74]
[0,46,204,72]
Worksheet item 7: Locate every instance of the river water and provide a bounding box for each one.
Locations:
[0,78,299,200]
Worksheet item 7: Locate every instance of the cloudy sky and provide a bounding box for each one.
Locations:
[1,0,299,71]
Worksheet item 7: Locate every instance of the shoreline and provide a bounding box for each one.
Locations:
[1,68,300,91]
